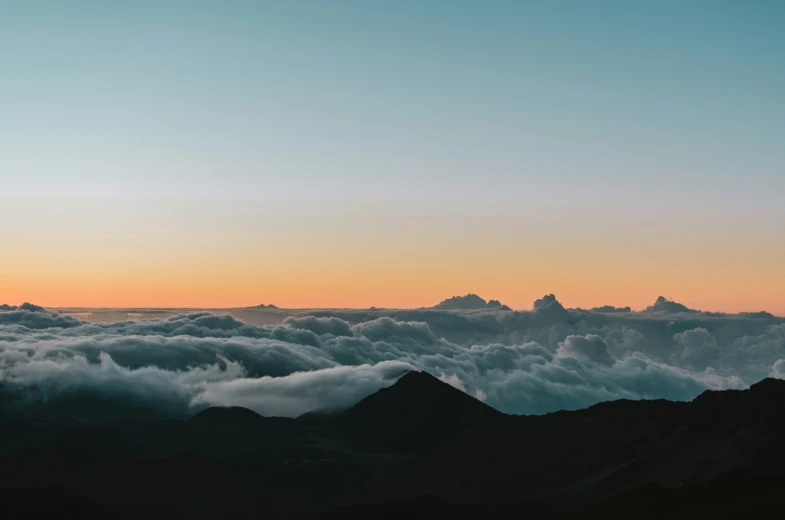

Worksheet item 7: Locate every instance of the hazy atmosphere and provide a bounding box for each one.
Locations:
[3,2,785,518]
[3,294,783,417]
[2,1,784,314]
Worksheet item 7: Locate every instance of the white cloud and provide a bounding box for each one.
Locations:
[1,297,781,417]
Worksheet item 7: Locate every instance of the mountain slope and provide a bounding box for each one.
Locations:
[381,377,785,505]
[335,370,503,454]
[3,373,785,518]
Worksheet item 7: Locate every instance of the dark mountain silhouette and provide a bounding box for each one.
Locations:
[3,393,178,426]
[336,371,501,454]
[0,487,122,519]
[2,372,785,518]
[560,471,785,519]
[188,405,268,427]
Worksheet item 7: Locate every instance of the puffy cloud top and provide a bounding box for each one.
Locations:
[646,296,697,314]
[1,298,781,418]
[0,303,82,329]
[532,294,568,317]
[431,294,510,311]
[558,335,616,366]
[771,360,785,379]
[283,316,353,337]
[591,305,632,313]
[352,317,438,344]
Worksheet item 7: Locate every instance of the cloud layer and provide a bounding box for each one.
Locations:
[1,297,783,417]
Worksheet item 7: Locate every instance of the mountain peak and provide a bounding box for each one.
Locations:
[748,377,785,394]
[692,377,785,417]
[391,369,445,388]
[189,406,267,427]
[348,370,493,410]
[336,370,501,454]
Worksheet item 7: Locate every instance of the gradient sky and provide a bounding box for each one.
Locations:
[1,1,784,313]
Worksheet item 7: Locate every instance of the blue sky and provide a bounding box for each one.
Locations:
[1,1,784,311]
[3,1,783,201]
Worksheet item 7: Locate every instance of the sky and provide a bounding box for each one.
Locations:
[1,1,784,313]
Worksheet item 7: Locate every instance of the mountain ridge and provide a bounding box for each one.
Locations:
[3,371,785,518]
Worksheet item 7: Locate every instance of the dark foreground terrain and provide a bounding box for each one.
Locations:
[3,372,785,519]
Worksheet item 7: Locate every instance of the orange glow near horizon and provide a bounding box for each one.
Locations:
[3,259,784,315]
[2,198,783,315]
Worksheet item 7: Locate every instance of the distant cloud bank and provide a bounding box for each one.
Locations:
[1,296,783,417]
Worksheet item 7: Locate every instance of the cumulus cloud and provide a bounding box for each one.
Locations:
[282,316,353,337]
[558,335,616,366]
[193,361,413,417]
[352,317,439,344]
[532,294,568,315]
[673,327,721,369]
[770,360,785,379]
[591,305,631,313]
[1,296,782,418]
[646,296,697,314]
[0,303,82,330]
[431,294,511,311]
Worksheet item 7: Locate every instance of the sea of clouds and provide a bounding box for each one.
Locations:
[1,296,783,417]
